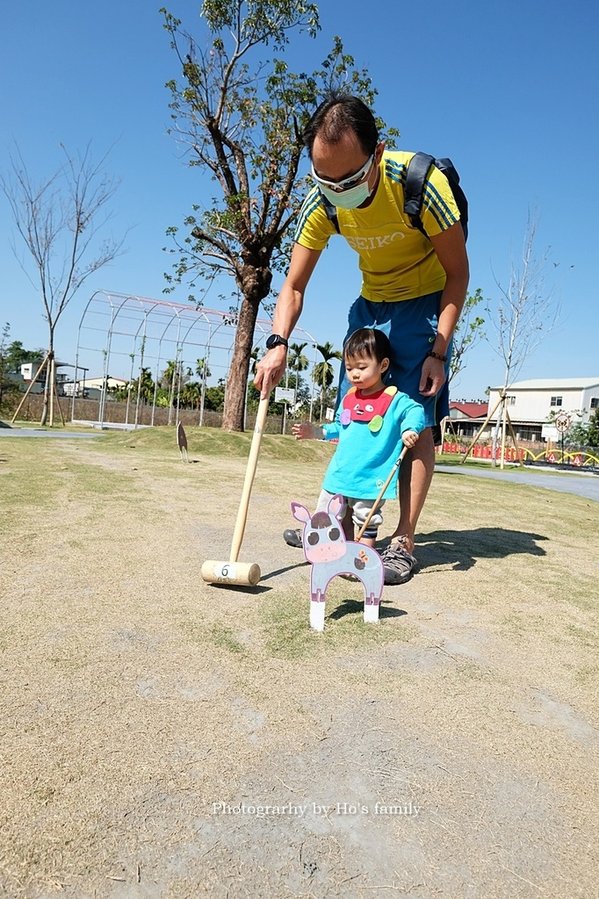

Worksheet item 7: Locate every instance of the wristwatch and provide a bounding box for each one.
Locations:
[266,333,288,350]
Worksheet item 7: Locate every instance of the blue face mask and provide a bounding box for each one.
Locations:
[319,180,373,210]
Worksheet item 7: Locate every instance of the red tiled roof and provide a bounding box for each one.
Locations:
[449,401,488,418]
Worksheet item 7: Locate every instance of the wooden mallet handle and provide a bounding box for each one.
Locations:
[355,445,409,542]
[229,395,270,563]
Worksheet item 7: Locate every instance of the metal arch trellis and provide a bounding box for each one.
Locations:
[72,290,321,428]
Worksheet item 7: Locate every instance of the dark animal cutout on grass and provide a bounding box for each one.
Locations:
[291,493,384,631]
[177,422,189,462]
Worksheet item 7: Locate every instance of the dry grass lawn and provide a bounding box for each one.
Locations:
[0,427,598,898]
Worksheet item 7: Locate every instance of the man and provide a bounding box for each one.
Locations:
[254,93,469,584]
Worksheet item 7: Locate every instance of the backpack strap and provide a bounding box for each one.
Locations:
[403,151,435,236]
[320,193,340,234]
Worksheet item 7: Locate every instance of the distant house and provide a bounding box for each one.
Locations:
[20,360,73,395]
[448,400,489,438]
[488,378,599,441]
[63,376,128,399]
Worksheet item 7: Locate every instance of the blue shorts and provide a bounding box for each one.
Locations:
[337,292,450,429]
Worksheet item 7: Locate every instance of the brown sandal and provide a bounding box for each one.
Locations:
[380,538,417,585]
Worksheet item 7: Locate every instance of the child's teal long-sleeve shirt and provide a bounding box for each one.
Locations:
[321,388,425,500]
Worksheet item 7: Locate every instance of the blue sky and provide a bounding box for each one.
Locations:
[1,0,597,399]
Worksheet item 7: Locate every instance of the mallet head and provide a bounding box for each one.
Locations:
[201,559,261,586]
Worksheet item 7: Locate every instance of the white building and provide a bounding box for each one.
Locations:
[20,360,73,395]
[488,378,599,441]
[63,376,128,397]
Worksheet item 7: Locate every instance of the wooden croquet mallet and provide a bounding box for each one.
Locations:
[200,396,269,587]
[355,445,409,542]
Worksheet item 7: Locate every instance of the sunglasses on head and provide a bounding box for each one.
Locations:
[310,153,375,193]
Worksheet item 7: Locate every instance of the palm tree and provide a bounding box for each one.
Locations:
[195,356,212,426]
[288,341,309,411]
[182,381,202,409]
[244,347,262,427]
[195,357,211,381]
[162,360,177,391]
[249,346,261,377]
[288,341,309,374]
[313,341,342,422]
[128,367,155,404]
[162,358,187,424]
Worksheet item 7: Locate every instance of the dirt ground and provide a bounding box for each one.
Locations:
[1,431,598,898]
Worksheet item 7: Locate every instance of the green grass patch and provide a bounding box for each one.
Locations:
[52,460,140,499]
[575,664,599,686]
[99,424,335,465]
[566,623,599,650]
[0,437,155,537]
[260,583,415,660]
[209,623,247,655]
[0,445,63,530]
[178,618,249,656]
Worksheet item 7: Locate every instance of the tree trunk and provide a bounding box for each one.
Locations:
[40,342,54,427]
[222,257,272,432]
[40,363,50,427]
[222,297,261,431]
[500,406,508,470]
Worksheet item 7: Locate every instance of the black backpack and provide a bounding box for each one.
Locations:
[321,151,468,242]
[404,152,468,242]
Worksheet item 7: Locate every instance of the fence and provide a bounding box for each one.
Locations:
[1,394,287,434]
[441,440,599,471]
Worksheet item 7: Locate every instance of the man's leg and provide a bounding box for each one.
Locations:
[374,291,447,582]
[391,426,435,554]
[380,426,435,585]
[342,504,355,541]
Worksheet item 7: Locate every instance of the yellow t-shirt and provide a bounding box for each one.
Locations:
[294,150,461,302]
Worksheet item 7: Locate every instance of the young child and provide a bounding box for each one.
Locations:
[290,328,426,548]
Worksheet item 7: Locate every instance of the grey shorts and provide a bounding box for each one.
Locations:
[317,489,385,540]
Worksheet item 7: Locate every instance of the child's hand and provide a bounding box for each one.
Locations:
[402,429,420,448]
[292,421,317,440]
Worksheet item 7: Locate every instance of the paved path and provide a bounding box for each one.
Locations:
[0,428,100,439]
[435,463,599,503]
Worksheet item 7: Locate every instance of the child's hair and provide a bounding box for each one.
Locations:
[343,328,393,364]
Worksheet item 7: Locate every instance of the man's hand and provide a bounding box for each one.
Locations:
[418,356,446,397]
[253,346,287,398]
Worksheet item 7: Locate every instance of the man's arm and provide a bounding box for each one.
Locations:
[419,222,469,397]
[254,243,322,397]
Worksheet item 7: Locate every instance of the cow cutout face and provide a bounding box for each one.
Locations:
[303,511,345,563]
[291,496,348,564]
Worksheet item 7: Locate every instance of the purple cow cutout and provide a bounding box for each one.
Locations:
[291,493,384,631]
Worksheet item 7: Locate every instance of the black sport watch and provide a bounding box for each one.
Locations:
[266,333,288,350]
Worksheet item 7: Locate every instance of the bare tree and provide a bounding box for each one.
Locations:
[313,341,342,422]
[1,144,125,425]
[448,288,486,387]
[486,212,558,465]
[433,288,486,446]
